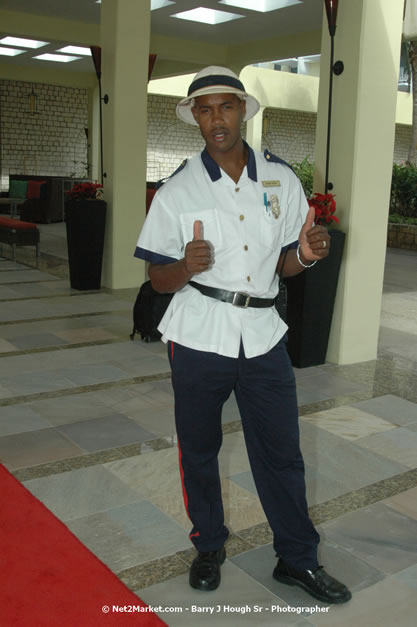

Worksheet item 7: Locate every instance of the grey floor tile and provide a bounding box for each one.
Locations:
[308,576,417,627]
[293,366,329,380]
[0,259,28,270]
[382,486,417,520]
[304,464,349,505]
[230,463,350,507]
[0,269,58,284]
[125,379,174,407]
[296,372,368,405]
[394,563,417,591]
[222,394,241,423]
[0,279,72,299]
[321,502,417,574]
[56,364,129,386]
[111,354,170,378]
[0,292,130,323]
[0,404,50,436]
[0,383,14,399]
[230,540,385,608]
[27,392,110,426]
[229,470,257,494]
[379,325,417,364]
[10,332,70,350]
[67,501,189,571]
[137,561,308,626]
[0,428,82,469]
[351,394,417,426]
[301,405,396,441]
[299,421,407,491]
[23,466,142,521]
[57,414,155,452]
[355,427,417,468]
[0,338,17,354]
[296,385,332,406]
[0,371,76,396]
[128,406,176,438]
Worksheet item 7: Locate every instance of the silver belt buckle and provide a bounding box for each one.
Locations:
[232,291,251,308]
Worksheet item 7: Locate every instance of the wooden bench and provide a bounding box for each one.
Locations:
[0,217,40,261]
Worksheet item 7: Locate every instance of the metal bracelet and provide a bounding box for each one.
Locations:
[296,244,318,269]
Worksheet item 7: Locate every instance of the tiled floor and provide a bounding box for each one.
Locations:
[1,231,417,626]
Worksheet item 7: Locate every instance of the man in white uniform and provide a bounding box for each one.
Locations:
[135,66,351,604]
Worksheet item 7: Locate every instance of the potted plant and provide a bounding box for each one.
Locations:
[65,182,106,290]
[285,192,345,368]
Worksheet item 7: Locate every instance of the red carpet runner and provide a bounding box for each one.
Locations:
[0,464,166,626]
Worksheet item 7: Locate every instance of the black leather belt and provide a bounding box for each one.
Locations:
[189,281,275,308]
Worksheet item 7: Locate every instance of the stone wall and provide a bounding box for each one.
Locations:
[0,82,413,193]
[147,94,204,182]
[261,108,316,163]
[387,223,417,250]
[393,124,412,164]
[0,79,88,192]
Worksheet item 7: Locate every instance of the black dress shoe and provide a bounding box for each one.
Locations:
[189,547,226,591]
[273,558,352,604]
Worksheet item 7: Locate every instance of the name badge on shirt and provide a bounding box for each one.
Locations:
[262,180,281,187]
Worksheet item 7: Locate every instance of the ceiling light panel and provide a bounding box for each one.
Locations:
[0,47,26,57]
[151,0,175,9]
[219,0,302,12]
[0,36,49,48]
[34,54,82,63]
[171,8,243,24]
[57,46,92,56]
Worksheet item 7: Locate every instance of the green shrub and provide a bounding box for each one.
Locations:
[388,213,417,225]
[390,162,417,219]
[291,157,314,199]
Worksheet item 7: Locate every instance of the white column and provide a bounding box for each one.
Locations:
[245,106,265,151]
[100,0,150,288]
[314,0,404,364]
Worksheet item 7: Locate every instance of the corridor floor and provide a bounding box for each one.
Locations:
[1,233,416,626]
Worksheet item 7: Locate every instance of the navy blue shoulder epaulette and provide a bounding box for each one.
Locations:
[263,150,295,174]
[156,159,188,190]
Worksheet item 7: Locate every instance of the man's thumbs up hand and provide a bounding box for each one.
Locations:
[184,220,213,275]
[193,220,203,241]
[298,206,331,263]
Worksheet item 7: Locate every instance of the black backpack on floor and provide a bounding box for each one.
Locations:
[130,280,173,342]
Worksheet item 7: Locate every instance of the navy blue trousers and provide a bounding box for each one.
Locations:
[168,337,320,570]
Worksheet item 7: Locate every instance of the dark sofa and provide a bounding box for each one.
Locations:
[8,175,89,224]
[8,174,65,223]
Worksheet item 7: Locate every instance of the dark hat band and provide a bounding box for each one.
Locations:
[187,74,246,97]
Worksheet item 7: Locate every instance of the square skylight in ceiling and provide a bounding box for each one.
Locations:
[0,36,49,48]
[219,0,302,12]
[0,47,25,57]
[151,0,175,9]
[58,46,92,56]
[171,8,243,25]
[34,54,82,63]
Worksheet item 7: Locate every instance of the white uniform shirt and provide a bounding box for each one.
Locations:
[135,144,309,359]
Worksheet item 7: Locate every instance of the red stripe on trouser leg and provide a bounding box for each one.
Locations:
[177,440,190,519]
[171,341,174,361]
[177,441,200,539]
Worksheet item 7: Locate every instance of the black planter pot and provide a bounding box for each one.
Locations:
[285,229,345,368]
[65,199,106,290]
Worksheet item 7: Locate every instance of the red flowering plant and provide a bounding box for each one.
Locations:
[66,182,103,201]
[307,192,339,226]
